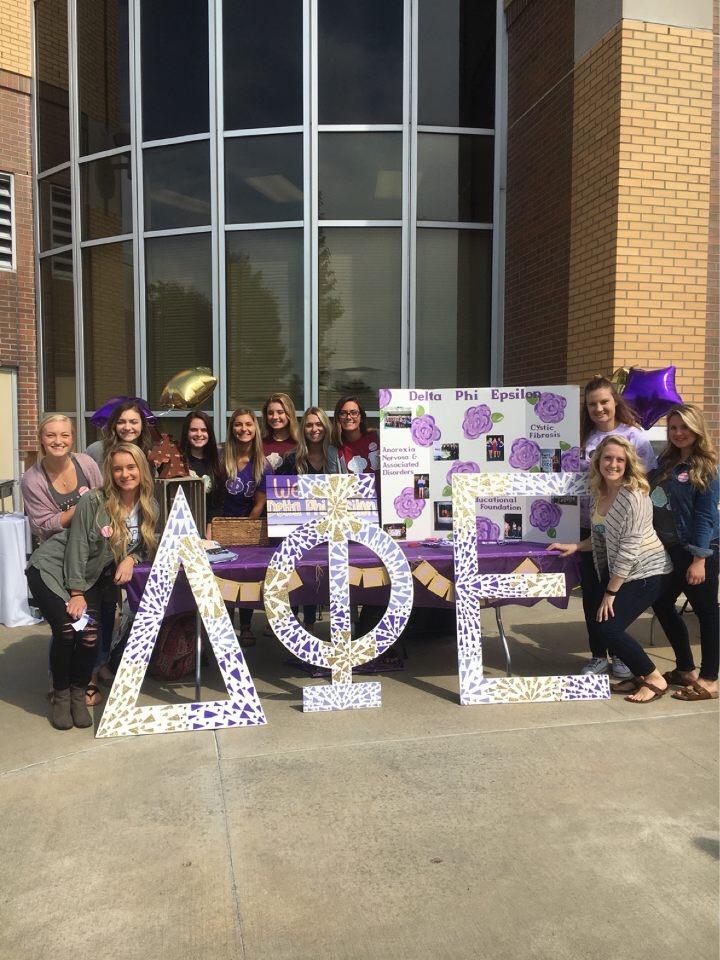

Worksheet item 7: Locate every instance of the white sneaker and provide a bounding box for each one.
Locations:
[612,657,633,679]
[580,657,611,675]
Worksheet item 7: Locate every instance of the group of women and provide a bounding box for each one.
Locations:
[20,380,718,728]
[21,394,378,726]
[550,377,718,705]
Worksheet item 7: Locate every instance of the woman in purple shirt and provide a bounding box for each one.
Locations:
[222,408,271,645]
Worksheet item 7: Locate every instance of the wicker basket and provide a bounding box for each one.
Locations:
[211,517,269,546]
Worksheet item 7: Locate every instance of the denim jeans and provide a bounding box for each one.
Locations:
[587,573,668,677]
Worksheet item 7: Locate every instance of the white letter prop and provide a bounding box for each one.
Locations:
[96,488,266,737]
[264,474,413,712]
[452,472,611,705]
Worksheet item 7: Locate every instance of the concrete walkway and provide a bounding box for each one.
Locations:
[1,598,717,960]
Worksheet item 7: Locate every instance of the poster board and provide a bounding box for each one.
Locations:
[266,473,379,537]
[379,386,581,543]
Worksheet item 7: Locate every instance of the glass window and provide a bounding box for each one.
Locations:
[415,229,492,387]
[223,0,302,130]
[318,0,403,124]
[143,141,211,231]
[226,230,304,410]
[417,134,493,222]
[77,0,131,156]
[319,133,402,220]
[80,152,132,241]
[225,135,303,224]
[140,0,209,141]
[318,228,401,410]
[418,0,496,129]
[145,234,213,408]
[40,255,76,411]
[83,242,135,408]
[36,0,70,171]
[38,170,72,252]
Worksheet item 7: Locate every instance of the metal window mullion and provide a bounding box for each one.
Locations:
[310,0,319,407]
[36,161,72,181]
[408,0,419,387]
[224,125,303,139]
[303,0,312,411]
[490,0,507,387]
[131,0,147,401]
[318,220,402,228]
[417,125,494,136]
[39,244,74,259]
[417,221,493,230]
[68,0,86,445]
[210,0,224,441]
[400,0,411,390]
[80,233,134,248]
[225,220,304,232]
[141,132,211,149]
[77,144,132,165]
[317,124,403,133]
[30,6,46,416]
[143,225,212,239]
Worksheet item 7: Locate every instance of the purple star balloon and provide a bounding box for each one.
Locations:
[621,366,683,429]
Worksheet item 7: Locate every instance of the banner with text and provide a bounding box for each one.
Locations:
[266,474,379,537]
[379,386,581,543]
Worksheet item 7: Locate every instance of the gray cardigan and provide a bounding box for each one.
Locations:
[27,489,146,601]
[591,486,672,582]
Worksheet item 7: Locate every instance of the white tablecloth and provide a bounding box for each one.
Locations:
[0,514,42,628]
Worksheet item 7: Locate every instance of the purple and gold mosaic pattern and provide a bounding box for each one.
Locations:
[96,489,266,738]
[452,472,610,705]
[264,475,413,712]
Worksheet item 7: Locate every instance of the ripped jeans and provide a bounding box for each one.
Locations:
[27,566,113,691]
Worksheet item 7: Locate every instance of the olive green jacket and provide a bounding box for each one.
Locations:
[27,489,145,601]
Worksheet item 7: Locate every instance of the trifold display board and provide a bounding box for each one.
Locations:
[379,386,581,543]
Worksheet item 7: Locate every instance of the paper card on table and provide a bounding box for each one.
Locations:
[216,577,241,602]
[412,560,437,586]
[427,573,451,598]
[238,582,263,602]
[362,567,388,588]
[287,570,303,592]
[512,557,541,575]
[348,565,363,586]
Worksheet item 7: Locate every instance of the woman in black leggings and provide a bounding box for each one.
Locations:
[26,444,157,729]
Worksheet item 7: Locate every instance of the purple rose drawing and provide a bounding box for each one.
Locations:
[394,487,426,520]
[476,516,501,542]
[378,389,392,410]
[560,446,581,471]
[446,460,480,485]
[411,414,441,447]
[462,404,493,439]
[529,499,562,534]
[508,437,541,470]
[534,391,567,424]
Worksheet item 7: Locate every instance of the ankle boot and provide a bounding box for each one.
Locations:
[51,688,73,730]
[70,686,93,728]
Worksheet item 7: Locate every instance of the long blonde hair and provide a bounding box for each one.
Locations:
[295,407,332,474]
[38,414,74,457]
[588,434,650,499]
[101,443,158,562]
[262,392,299,443]
[224,408,267,486]
[656,404,718,491]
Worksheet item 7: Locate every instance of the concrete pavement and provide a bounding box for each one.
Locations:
[0,597,717,960]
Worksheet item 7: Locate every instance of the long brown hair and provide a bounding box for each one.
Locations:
[332,395,368,447]
[101,401,153,456]
[656,404,718,491]
[295,407,333,474]
[262,392,299,443]
[588,434,649,499]
[224,408,267,486]
[580,376,639,446]
[101,443,158,562]
[179,410,225,490]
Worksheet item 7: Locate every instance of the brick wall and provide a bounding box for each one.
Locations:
[0,0,31,77]
[503,0,575,386]
[704,7,719,442]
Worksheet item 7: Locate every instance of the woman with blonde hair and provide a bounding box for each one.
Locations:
[21,414,103,542]
[222,409,271,646]
[26,444,157,729]
[262,392,299,471]
[549,434,672,703]
[277,407,342,476]
[649,404,719,700]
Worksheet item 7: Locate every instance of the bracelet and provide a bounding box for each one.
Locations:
[604,588,618,596]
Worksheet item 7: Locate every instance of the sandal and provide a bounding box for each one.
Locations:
[671,682,718,702]
[610,678,640,695]
[624,679,668,704]
[85,683,103,707]
[662,669,696,686]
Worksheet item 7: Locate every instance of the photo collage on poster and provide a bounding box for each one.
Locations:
[379,386,581,544]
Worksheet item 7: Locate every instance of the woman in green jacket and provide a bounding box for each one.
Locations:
[26,443,158,729]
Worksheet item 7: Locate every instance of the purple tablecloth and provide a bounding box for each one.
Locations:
[126,540,580,615]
